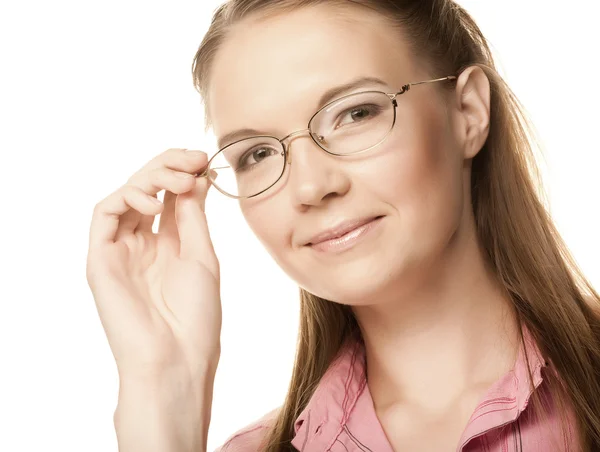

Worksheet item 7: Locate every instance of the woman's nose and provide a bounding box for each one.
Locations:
[283,134,351,208]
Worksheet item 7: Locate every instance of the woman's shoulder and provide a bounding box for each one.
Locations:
[214,407,280,452]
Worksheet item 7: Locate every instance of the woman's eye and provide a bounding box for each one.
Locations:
[336,104,380,127]
[351,108,370,120]
[238,146,278,170]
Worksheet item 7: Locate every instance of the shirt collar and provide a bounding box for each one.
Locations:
[291,324,547,451]
[291,336,366,451]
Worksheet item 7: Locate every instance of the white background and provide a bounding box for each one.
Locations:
[0,1,598,451]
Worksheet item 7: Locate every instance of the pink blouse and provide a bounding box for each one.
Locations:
[216,327,578,451]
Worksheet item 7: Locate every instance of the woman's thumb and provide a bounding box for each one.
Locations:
[175,176,215,262]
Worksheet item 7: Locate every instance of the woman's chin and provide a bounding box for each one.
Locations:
[302,272,401,307]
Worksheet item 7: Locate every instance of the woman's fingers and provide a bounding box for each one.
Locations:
[136,193,160,233]
[89,185,163,250]
[158,189,179,243]
[117,151,209,237]
[175,176,218,273]
[114,169,193,239]
[135,148,208,188]
[89,149,209,249]
[127,166,195,196]
[164,149,208,173]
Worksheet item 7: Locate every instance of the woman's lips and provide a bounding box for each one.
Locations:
[308,216,384,253]
[306,216,382,245]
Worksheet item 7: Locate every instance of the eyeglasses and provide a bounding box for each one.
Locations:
[198,75,457,199]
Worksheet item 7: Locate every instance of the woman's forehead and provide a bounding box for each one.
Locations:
[207,5,414,137]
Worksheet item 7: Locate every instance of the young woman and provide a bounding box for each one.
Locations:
[86,0,600,451]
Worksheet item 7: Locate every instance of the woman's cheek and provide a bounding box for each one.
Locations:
[242,204,294,259]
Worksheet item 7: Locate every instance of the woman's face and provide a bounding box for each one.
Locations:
[207,5,489,306]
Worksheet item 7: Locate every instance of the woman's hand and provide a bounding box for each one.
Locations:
[86,148,222,381]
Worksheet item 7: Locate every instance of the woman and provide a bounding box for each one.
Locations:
[86,0,600,451]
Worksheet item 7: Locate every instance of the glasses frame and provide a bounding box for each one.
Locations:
[199,75,457,199]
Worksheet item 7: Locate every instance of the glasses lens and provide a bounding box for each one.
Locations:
[208,136,285,198]
[310,91,394,154]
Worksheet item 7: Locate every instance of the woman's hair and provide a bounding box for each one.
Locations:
[192,1,600,450]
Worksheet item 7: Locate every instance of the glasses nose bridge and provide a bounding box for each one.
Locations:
[281,127,311,144]
[280,127,320,165]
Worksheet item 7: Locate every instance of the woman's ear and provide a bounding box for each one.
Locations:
[452,66,491,160]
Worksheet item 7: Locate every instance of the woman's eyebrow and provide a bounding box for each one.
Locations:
[217,128,265,149]
[216,76,389,149]
[317,76,389,108]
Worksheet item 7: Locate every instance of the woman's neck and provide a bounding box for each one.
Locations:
[352,227,520,414]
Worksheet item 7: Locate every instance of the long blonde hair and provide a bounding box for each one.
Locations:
[192,1,600,450]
